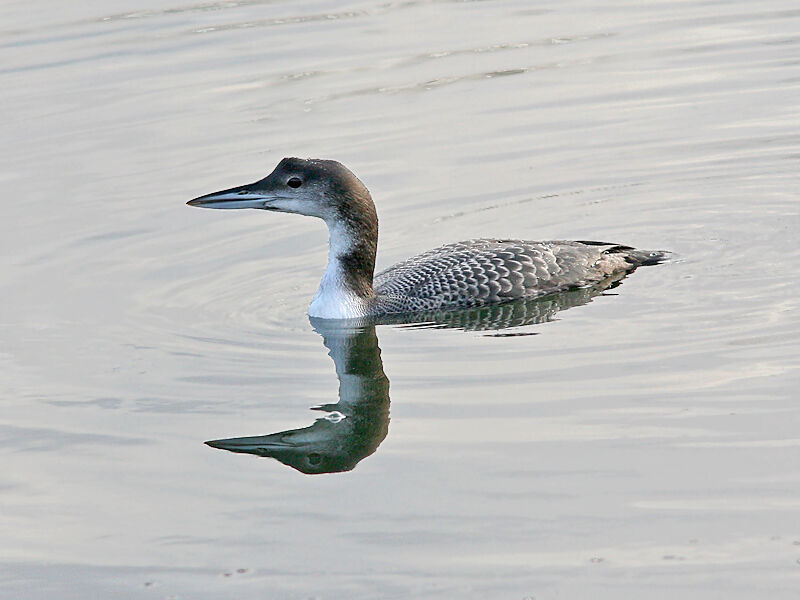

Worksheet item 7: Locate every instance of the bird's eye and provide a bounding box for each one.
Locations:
[287,177,302,189]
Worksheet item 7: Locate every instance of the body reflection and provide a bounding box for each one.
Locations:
[206,278,623,473]
[374,274,627,331]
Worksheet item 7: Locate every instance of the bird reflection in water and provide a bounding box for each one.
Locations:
[206,276,626,474]
[207,320,390,474]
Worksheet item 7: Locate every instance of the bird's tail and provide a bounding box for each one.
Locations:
[621,248,672,266]
[577,240,673,267]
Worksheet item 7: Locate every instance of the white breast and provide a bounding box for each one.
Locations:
[308,255,369,319]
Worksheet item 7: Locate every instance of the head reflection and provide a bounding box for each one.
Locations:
[205,278,626,474]
[207,320,390,474]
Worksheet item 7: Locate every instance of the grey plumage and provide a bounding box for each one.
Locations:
[372,238,668,315]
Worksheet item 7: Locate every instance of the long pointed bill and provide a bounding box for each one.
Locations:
[187,182,276,209]
[205,432,298,455]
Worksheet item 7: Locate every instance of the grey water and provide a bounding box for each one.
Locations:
[2,1,799,598]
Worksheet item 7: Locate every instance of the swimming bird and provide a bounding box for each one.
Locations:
[188,158,668,319]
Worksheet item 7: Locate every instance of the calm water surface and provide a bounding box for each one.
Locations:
[2,1,799,598]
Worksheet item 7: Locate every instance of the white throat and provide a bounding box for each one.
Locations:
[308,222,370,319]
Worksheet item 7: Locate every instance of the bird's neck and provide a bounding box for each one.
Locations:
[308,211,378,319]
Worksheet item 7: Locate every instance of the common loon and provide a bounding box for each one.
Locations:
[188,157,669,319]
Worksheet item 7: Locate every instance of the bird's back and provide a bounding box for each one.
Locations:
[372,238,668,314]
